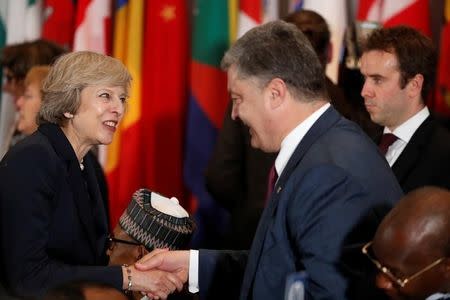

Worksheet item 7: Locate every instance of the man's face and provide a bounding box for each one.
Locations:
[360,50,411,131]
[371,229,447,300]
[228,65,277,152]
[107,226,140,266]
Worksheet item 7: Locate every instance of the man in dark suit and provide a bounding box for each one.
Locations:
[205,9,373,250]
[363,186,450,300]
[360,26,450,193]
[136,20,402,299]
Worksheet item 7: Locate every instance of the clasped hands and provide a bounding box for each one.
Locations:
[127,249,190,300]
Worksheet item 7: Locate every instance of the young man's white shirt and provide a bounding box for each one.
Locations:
[383,107,429,166]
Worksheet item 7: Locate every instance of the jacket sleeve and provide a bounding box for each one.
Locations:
[198,249,248,300]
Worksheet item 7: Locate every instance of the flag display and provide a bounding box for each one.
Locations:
[42,0,75,48]
[73,0,112,54]
[1,0,446,249]
[140,0,189,208]
[357,0,431,36]
[184,0,232,247]
[237,0,261,38]
[105,0,189,228]
[297,0,347,83]
[106,0,144,227]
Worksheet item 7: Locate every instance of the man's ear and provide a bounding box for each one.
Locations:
[406,73,424,99]
[267,78,287,109]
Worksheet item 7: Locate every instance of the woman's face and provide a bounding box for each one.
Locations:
[67,84,127,148]
[16,82,41,135]
[2,68,25,106]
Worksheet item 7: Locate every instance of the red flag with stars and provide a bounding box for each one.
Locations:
[140,1,189,207]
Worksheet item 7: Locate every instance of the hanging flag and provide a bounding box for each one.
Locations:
[106,0,144,227]
[263,0,279,23]
[296,0,347,83]
[357,0,431,36]
[42,0,75,49]
[237,0,278,38]
[140,1,189,207]
[0,0,43,159]
[73,0,112,54]
[433,0,450,116]
[184,0,232,248]
[237,0,261,38]
[5,0,43,44]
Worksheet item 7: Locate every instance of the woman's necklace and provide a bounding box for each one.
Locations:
[80,159,84,171]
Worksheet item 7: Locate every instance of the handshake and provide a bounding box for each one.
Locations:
[108,189,195,299]
[122,249,191,300]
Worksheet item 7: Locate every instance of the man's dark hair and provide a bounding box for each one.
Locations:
[221,20,327,102]
[362,26,436,100]
[283,9,330,67]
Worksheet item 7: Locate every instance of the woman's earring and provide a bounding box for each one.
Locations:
[64,112,74,119]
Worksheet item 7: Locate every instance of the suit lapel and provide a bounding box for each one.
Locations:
[392,116,433,185]
[240,106,341,299]
[38,124,98,255]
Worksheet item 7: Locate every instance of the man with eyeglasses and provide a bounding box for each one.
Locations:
[362,186,450,300]
[107,188,195,299]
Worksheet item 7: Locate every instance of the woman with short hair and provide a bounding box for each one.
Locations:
[0,51,182,299]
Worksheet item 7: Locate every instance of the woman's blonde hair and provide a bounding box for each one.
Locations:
[38,51,132,126]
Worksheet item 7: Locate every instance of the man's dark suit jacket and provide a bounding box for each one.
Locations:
[0,124,122,298]
[205,79,380,250]
[389,115,450,193]
[200,106,403,299]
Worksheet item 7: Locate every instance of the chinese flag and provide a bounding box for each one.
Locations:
[141,0,189,206]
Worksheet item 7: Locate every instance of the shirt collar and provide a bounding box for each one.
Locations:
[384,107,429,143]
[275,103,330,176]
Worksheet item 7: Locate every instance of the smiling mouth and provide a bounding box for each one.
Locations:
[103,120,118,129]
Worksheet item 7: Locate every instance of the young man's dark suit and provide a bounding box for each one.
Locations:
[199,106,403,300]
[388,115,450,193]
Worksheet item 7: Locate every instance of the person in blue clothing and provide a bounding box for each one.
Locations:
[135,20,402,300]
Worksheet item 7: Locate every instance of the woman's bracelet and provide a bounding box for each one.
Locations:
[123,264,132,293]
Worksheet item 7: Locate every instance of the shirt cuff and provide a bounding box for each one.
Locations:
[188,249,199,293]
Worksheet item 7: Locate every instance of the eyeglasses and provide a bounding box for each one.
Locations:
[361,241,445,288]
[107,235,141,250]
